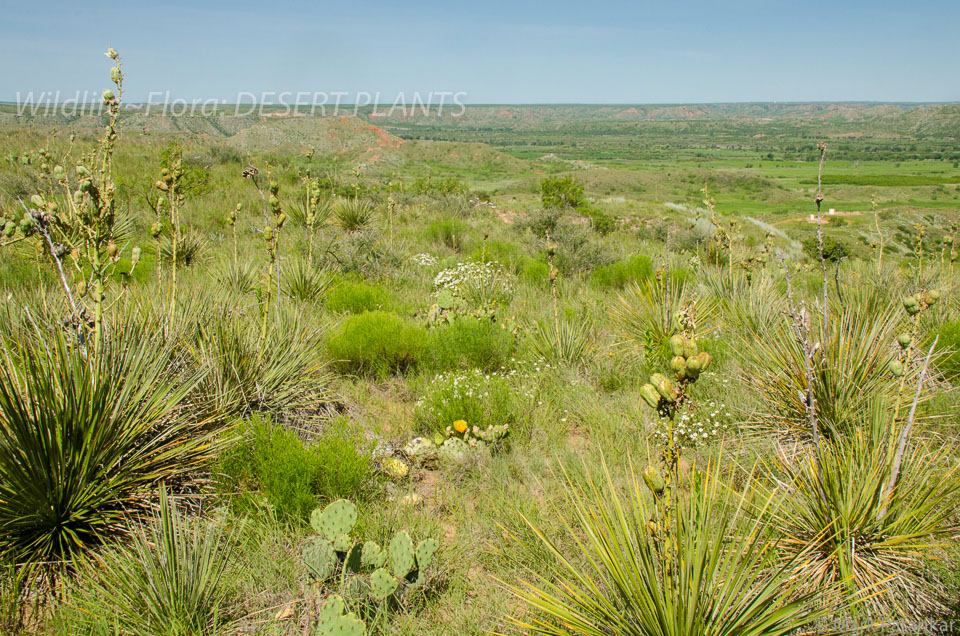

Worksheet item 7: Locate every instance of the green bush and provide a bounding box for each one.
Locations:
[520,258,550,283]
[472,239,525,271]
[427,317,516,371]
[425,218,469,251]
[591,254,653,288]
[327,311,424,376]
[582,206,616,235]
[219,416,375,519]
[325,280,392,314]
[802,235,848,263]
[540,175,585,209]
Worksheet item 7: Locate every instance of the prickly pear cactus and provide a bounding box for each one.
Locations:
[389,531,416,578]
[370,567,399,600]
[438,438,470,464]
[304,537,337,580]
[381,457,409,480]
[415,538,439,571]
[361,541,387,569]
[437,289,455,310]
[315,595,367,636]
[312,500,358,542]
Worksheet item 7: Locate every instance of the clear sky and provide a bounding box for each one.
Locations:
[2,0,958,104]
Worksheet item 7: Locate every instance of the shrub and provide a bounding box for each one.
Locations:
[327,311,424,376]
[540,175,585,209]
[415,369,520,436]
[425,218,469,251]
[325,280,392,314]
[591,253,653,288]
[0,323,213,589]
[471,239,524,271]
[802,235,848,263]
[426,317,516,371]
[53,490,235,635]
[219,416,375,519]
[582,206,616,235]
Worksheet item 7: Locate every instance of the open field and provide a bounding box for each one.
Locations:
[1,75,960,636]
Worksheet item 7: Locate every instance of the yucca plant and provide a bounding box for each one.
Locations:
[613,277,718,364]
[501,455,847,636]
[761,421,959,621]
[702,270,785,336]
[334,198,375,233]
[54,489,236,635]
[192,306,334,421]
[283,258,335,303]
[531,318,595,365]
[214,259,258,295]
[740,304,919,440]
[0,321,212,590]
[159,228,208,267]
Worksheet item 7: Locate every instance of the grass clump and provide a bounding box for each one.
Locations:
[425,218,469,251]
[52,490,235,635]
[327,311,424,376]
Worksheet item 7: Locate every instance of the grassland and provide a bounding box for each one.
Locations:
[0,89,959,636]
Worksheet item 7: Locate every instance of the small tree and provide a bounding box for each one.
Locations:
[540,175,585,209]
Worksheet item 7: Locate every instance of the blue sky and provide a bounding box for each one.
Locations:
[2,0,958,103]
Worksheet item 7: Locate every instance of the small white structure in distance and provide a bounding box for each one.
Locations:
[828,208,836,215]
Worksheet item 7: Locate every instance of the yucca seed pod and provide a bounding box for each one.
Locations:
[670,356,687,376]
[650,373,668,387]
[646,520,658,536]
[924,289,940,306]
[890,360,905,377]
[110,67,121,84]
[654,377,678,403]
[106,47,118,60]
[155,180,169,192]
[897,333,912,349]
[682,337,698,359]
[105,242,118,258]
[641,465,665,496]
[130,246,142,266]
[150,222,162,238]
[669,334,685,357]
[263,227,273,241]
[685,356,703,379]
[101,89,115,104]
[640,383,660,408]
[75,280,87,297]
[697,351,711,370]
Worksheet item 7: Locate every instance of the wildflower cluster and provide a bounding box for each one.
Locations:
[468,196,498,213]
[410,252,438,267]
[654,401,730,449]
[414,367,533,435]
[433,260,515,307]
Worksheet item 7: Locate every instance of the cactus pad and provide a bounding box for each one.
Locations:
[311,499,358,541]
[370,567,399,600]
[303,537,337,580]
[317,595,346,631]
[362,541,387,569]
[333,533,352,553]
[415,538,439,571]
[389,531,416,578]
